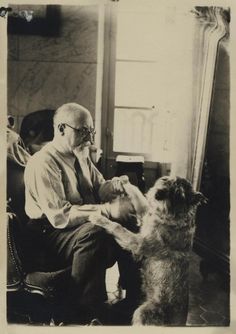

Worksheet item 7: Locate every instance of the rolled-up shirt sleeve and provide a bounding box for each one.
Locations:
[24,157,107,229]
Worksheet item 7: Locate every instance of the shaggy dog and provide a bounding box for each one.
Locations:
[91,176,207,325]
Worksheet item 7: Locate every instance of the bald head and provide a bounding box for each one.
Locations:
[52,103,94,153]
[53,103,92,128]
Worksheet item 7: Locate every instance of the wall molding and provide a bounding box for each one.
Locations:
[190,7,229,190]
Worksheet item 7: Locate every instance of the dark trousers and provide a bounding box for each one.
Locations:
[44,223,117,306]
[27,219,141,320]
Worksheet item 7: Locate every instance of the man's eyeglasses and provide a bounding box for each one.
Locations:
[63,123,96,137]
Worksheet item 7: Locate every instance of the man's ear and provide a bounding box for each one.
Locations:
[190,192,208,206]
[58,123,65,134]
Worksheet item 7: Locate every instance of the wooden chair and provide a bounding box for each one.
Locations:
[7,113,103,324]
[7,129,72,324]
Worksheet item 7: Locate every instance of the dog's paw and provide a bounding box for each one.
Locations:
[89,214,111,228]
[98,175,129,202]
[122,182,148,216]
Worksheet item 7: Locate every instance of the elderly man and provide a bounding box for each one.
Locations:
[24,103,138,323]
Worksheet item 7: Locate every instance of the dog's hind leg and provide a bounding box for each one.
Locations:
[132,301,165,325]
[165,304,188,325]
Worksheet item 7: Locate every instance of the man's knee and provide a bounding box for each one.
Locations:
[72,223,116,268]
[71,223,116,257]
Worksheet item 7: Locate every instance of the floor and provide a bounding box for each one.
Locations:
[7,252,229,326]
[187,252,229,326]
[106,251,230,326]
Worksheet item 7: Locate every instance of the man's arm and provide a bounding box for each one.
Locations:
[24,157,111,229]
[87,157,128,202]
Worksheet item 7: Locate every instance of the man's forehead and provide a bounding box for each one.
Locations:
[73,112,93,127]
[57,108,93,127]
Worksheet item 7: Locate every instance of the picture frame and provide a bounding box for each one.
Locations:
[7,5,61,36]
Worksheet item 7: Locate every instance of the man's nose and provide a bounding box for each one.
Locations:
[85,131,94,144]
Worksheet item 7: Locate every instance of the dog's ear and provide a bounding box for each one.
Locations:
[190,192,208,206]
[155,188,169,200]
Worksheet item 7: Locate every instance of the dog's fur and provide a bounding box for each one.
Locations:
[90,176,206,325]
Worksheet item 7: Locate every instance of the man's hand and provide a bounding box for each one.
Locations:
[110,175,129,194]
[99,175,129,202]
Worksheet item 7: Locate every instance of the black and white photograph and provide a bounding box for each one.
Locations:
[1,0,234,330]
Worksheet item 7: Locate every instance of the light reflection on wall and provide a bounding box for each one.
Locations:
[113,108,175,162]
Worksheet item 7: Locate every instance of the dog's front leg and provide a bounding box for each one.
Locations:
[89,215,142,255]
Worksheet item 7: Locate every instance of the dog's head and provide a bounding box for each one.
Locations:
[146,176,207,216]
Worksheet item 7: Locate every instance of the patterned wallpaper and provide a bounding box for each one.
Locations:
[7,5,100,132]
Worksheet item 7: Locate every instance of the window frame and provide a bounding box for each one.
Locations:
[101,3,173,172]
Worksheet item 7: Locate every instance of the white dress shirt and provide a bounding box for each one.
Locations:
[24,141,107,229]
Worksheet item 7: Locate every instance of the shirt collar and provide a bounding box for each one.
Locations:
[49,141,77,166]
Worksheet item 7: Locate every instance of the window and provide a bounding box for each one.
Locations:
[104,1,193,163]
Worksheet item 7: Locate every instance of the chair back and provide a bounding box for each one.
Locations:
[7,158,27,223]
[7,212,24,291]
